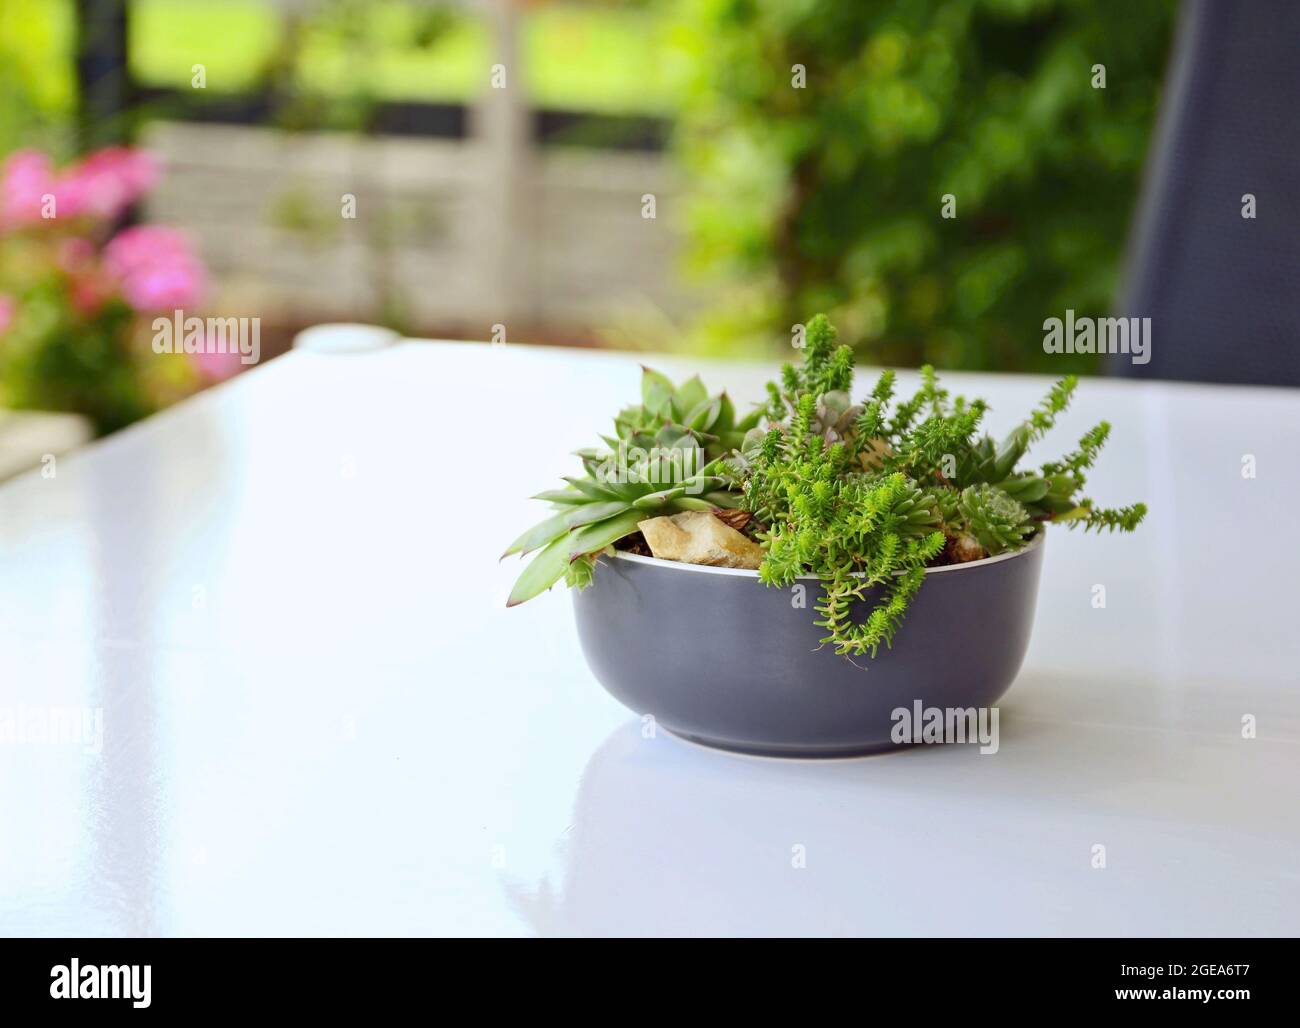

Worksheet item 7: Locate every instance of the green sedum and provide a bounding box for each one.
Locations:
[734,314,1145,656]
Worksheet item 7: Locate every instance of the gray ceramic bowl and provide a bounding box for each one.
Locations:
[572,531,1045,757]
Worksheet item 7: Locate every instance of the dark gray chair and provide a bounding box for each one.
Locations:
[1115,0,1300,385]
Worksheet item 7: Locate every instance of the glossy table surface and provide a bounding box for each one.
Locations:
[2,338,1298,937]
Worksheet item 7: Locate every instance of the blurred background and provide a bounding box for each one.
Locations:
[13,0,1292,468]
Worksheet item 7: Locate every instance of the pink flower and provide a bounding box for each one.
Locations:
[0,294,16,335]
[103,226,206,311]
[58,147,160,221]
[1,147,159,230]
[1,150,57,229]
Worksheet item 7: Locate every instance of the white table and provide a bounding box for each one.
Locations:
[1,337,1297,937]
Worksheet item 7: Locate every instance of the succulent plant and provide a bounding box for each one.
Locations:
[504,312,1147,666]
[612,367,758,460]
[957,484,1035,555]
[503,367,759,606]
[734,313,1147,658]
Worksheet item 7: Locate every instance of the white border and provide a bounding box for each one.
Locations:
[608,526,1045,580]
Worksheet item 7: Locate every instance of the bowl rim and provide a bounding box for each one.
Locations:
[608,524,1045,580]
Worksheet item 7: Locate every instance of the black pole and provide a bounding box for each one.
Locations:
[75,0,132,150]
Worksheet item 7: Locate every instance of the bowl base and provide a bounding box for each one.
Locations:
[666,728,916,761]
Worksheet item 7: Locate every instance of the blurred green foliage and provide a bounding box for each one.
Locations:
[129,0,682,115]
[0,0,76,155]
[673,0,1177,372]
[8,1,683,120]
[5,0,1178,376]
[1,284,156,435]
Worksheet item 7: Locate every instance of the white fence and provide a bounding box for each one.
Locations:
[141,119,694,339]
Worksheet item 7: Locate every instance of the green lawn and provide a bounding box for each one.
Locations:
[127,0,684,115]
